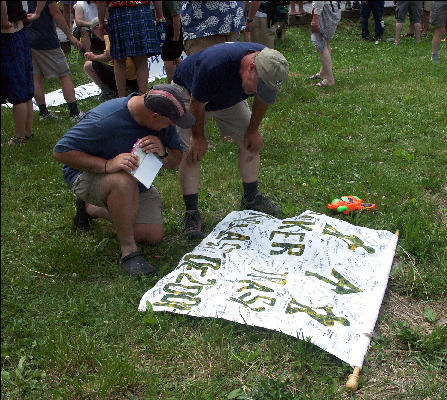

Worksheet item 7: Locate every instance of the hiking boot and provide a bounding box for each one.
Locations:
[39,111,58,121]
[241,192,282,217]
[119,251,157,275]
[73,197,92,231]
[184,210,204,239]
[97,91,116,102]
[70,110,85,122]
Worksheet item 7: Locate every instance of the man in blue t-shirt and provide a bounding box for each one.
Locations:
[171,41,289,239]
[53,84,194,275]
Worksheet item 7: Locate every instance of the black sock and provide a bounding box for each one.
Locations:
[38,104,49,116]
[243,181,258,202]
[67,101,79,117]
[183,193,199,211]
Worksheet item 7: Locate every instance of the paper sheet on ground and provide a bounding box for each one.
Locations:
[2,53,186,111]
[139,210,398,368]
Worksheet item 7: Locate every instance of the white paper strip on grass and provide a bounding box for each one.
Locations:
[139,210,398,368]
[2,53,187,110]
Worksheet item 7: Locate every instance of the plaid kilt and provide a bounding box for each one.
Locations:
[107,4,161,60]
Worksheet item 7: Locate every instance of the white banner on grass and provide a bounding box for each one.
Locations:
[2,54,185,111]
[139,210,398,368]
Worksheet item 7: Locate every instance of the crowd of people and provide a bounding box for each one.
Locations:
[2,1,446,275]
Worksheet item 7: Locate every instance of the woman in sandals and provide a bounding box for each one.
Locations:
[1,1,35,145]
[309,1,342,87]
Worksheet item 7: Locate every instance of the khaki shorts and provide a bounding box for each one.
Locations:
[250,17,281,49]
[171,83,251,151]
[184,31,240,55]
[71,172,163,225]
[423,1,433,12]
[31,47,70,78]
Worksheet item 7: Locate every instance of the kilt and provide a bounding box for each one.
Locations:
[107,4,161,60]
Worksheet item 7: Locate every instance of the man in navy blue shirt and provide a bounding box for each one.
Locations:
[53,84,194,275]
[172,42,289,239]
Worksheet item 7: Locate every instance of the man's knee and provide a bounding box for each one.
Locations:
[134,223,164,244]
[108,171,139,193]
[84,60,93,74]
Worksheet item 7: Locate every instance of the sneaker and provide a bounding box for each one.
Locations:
[70,110,85,122]
[39,111,58,121]
[241,192,282,217]
[184,210,204,239]
[97,91,116,102]
[73,197,92,231]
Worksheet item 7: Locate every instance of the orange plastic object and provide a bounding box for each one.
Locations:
[328,195,376,215]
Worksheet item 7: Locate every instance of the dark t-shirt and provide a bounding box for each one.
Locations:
[54,94,182,191]
[162,0,180,28]
[25,1,60,50]
[172,42,265,111]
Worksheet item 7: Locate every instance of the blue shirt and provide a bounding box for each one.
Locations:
[180,1,245,41]
[25,1,60,50]
[173,42,265,111]
[54,94,182,190]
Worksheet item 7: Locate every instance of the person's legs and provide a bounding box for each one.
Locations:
[163,59,180,83]
[372,2,385,39]
[395,21,404,44]
[33,73,46,107]
[422,10,430,36]
[80,30,91,52]
[12,102,28,139]
[84,60,104,86]
[133,55,149,93]
[60,74,81,117]
[25,99,33,136]
[431,26,446,60]
[113,58,127,97]
[360,1,372,39]
[318,40,335,85]
[414,22,422,42]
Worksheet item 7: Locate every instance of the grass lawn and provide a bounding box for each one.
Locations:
[1,15,446,400]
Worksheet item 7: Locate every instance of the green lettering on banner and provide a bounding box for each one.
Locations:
[278,217,315,231]
[270,242,305,256]
[305,269,363,294]
[269,230,305,241]
[206,242,241,253]
[285,299,350,326]
[248,267,288,285]
[229,293,276,312]
[322,224,375,254]
[227,215,263,229]
[179,254,221,277]
[215,230,249,243]
[237,280,274,293]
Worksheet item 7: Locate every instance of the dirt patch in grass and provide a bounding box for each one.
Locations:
[348,287,447,400]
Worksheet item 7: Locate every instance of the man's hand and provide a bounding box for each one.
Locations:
[106,153,139,173]
[188,136,208,162]
[310,15,320,33]
[68,35,82,50]
[138,135,166,157]
[244,130,263,154]
[84,51,95,61]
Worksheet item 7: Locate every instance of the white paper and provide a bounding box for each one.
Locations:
[139,210,398,368]
[130,146,162,189]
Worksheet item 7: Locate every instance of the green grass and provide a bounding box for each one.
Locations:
[2,16,447,399]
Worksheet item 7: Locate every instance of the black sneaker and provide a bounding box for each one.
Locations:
[241,192,282,217]
[184,210,204,239]
[73,197,92,231]
[119,251,157,275]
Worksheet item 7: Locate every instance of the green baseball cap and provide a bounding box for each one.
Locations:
[255,48,289,104]
[90,17,100,30]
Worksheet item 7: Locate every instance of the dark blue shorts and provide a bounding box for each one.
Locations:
[1,29,34,105]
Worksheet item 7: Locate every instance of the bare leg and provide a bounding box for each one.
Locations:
[81,30,91,52]
[113,58,127,97]
[33,73,46,106]
[318,40,335,85]
[236,141,260,183]
[163,58,180,83]
[395,21,403,44]
[60,74,76,103]
[84,61,104,86]
[179,153,201,195]
[12,102,28,139]
[25,99,34,136]
[431,26,447,58]
[133,55,149,93]
[414,22,421,42]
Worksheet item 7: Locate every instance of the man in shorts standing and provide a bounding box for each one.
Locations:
[53,84,194,275]
[394,1,423,45]
[161,0,183,83]
[25,1,83,120]
[430,1,447,61]
[171,42,289,239]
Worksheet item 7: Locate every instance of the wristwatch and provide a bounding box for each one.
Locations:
[159,148,168,159]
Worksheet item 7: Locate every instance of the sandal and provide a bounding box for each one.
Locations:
[405,33,414,37]
[316,79,334,87]
[25,133,33,140]
[120,251,157,275]
[309,73,322,80]
[8,136,26,145]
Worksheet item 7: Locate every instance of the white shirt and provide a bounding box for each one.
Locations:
[72,1,98,29]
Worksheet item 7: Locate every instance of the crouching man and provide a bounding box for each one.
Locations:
[53,84,194,275]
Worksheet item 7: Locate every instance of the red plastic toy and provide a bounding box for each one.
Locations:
[328,195,376,215]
